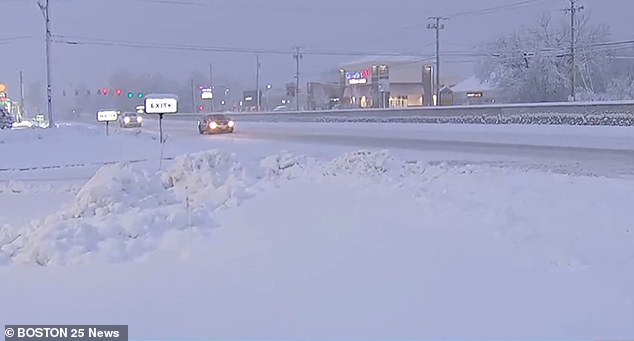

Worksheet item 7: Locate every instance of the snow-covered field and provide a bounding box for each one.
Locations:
[1,123,634,338]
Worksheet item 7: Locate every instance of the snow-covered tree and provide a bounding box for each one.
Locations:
[475,13,611,102]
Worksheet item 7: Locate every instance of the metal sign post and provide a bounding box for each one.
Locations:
[144,94,179,144]
[158,113,164,143]
[96,110,119,136]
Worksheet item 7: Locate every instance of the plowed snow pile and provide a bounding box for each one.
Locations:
[0,150,250,265]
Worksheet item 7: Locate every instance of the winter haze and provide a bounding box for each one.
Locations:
[0,0,632,112]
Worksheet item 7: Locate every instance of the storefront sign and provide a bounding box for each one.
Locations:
[345,69,372,85]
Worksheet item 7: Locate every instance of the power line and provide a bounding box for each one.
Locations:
[0,35,34,41]
[52,35,433,57]
[445,0,548,19]
[51,32,634,61]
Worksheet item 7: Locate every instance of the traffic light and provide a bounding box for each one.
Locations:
[198,105,204,111]
[127,92,134,98]
[116,88,122,96]
[102,87,109,95]
[138,93,144,99]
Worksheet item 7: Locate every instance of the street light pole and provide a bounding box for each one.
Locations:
[19,71,25,121]
[38,0,54,126]
[255,54,261,111]
[209,63,214,111]
[265,84,272,111]
[293,46,303,111]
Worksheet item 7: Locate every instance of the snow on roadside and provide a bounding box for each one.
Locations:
[161,150,252,209]
[260,149,449,195]
[0,180,72,194]
[257,149,634,271]
[2,147,634,272]
[0,123,160,170]
[0,150,251,266]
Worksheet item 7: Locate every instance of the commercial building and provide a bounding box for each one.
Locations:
[449,75,505,105]
[337,56,463,108]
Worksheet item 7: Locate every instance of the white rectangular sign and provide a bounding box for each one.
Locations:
[201,88,213,100]
[97,110,119,122]
[144,95,178,114]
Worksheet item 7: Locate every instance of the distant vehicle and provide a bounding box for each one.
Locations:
[0,108,14,129]
[272,105,290,112]
[119,112,143,128]
[197,114,235,134]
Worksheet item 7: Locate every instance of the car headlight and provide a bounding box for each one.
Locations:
[209,122,217,129]
[227,120,235,127]
[124,117,130,123]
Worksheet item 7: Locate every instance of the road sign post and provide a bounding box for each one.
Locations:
[144,94,179,143]
[96,110,119,136]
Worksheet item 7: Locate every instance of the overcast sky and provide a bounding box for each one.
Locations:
[0,0,631,97]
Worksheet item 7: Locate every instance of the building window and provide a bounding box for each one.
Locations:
[389,95,408,107]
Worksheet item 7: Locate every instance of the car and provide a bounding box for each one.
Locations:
[197,114,235,134]
[272,105,290,112]
[119,112,143,128]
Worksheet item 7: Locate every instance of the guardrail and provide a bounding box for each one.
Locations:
[158,100,634,126]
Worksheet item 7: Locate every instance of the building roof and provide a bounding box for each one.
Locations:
[450,75,496,92]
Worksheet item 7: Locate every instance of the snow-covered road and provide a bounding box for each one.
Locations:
[146,118,634,178]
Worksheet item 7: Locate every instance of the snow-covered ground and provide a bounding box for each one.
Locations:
[1,122,633,338]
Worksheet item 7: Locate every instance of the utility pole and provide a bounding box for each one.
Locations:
[38,0,54,126]
[190,78,196,112]
[208,63,214,111]
[19,71,25,121]
[564,0,583,102]
[427,16,447,106]
[293,46,303,111]
[255,54,261,111]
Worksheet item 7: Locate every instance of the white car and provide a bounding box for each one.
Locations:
[119,112,143,128]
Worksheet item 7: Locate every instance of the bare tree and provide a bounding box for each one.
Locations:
[475,12,610,102]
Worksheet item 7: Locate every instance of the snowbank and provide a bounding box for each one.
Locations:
[3,148,634,337]
[3,147,634,271]
[261,149,440,193]
[318,113,634,126]
[0,150,251,266]
[161,150,251,209]
[258,149,634,271]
